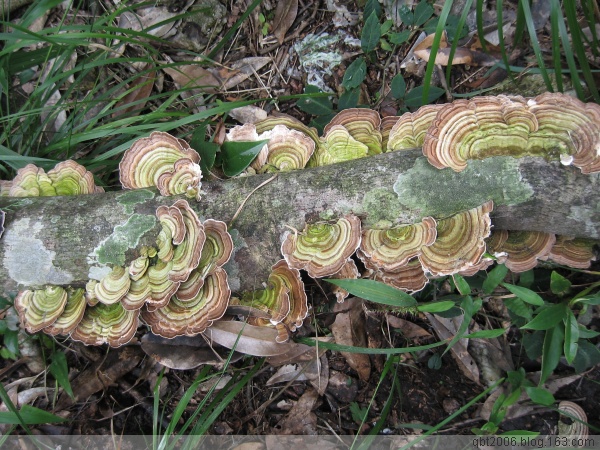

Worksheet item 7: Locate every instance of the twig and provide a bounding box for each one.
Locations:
[229,174,278,227]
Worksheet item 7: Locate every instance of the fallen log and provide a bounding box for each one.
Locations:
[0,149,599,297]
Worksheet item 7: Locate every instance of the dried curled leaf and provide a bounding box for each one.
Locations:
[281,215,362,278]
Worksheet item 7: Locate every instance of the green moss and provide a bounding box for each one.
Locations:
[116,189,155,214]
[94,214,157,266]
[393,156,534,218]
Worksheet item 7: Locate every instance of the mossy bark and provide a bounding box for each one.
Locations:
[1,150,598,297]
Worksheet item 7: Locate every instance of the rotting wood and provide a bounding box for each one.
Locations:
[0,149,599,297]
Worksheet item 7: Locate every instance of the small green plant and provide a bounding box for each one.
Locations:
[0,296,19,360]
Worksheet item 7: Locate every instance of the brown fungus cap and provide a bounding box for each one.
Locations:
[196,219,234,279]
[15,286,68,334]
[490,230,556,272]
[71,302,139,348]
[119,131,200,190]
[43,288,87,336]
[324,108,383,156]
[141,266,230,338]
[156,158,203,200]
[281,215,362,278]
[270,259,308,330]
[168,199,205,283]
[358,217,437,272]
[419,201,493,276]
[94,266,131,305]
[371,257,429,293]
[546,236,598,269]
[387,104,444,152]
[258,125,316,173]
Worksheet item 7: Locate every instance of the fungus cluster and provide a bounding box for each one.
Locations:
[386,93,600,174]
[14,199,233,346]
[4,92,600,350]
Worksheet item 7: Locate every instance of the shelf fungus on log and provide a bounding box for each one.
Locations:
[168,200,205,283]
[141,267,230,338]
[419,201,493,276]
[281,215,362,278]
[421,93,600,173]
[5,160,104,197]
[43,288,87,336]
[487,230,556,272]
[329,258,361,303]
[546,236,598,269]
[119,131,202,199]
[309,125,369,167]
[387,104,444,152]
[358,217,437,272]
[71,302,139,347]
[94,265,131,305]
[371,258,429,293]
[15,286,69,333]
[323,108,383,156]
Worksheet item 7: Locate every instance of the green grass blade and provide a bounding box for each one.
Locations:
[475,0,487,53]
[298,337,448,354]
[549,0,563,92]
[555,5,586,99]
[513,0,526,46]
[445,0,473,86]
[563,0,600,102]
[496,0,515,83]
[0,383,32,433]
[519,0,553,91]
[421,0,453,105]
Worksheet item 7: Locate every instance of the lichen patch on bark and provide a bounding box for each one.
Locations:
[88,214,157,268]
[116,189,155,214]
[393,156,534,218]
[2,218,74,287]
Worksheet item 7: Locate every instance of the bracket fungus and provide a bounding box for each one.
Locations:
[309,125,369,167]
[323,108,383,156]
[419,201,493,276]
[281,215,362,278]
[141,267,230,338]
[5,160,104,197]
[421,93,600,173]
[42,288,87,336]
[94,266,131,305]
[387,104,444,152]
[15,286,69,334]
[371,258,429,293]
[119,131,203,199]
[487,230,556,272]
[358,217,437,272]
[71,302,139,348]
[546,236,598,269]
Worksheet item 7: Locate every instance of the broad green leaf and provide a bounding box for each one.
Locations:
[404,85,444,107]
[3,330,18,356]
[483,264,508,294]
[380,19,393,35]
[501,283,544,306]
[324,279,417,307]
[563,310,579,364]
[452,274,471,296]
[0,405,67,425]
[389,30,411,45]
[49,351,74,399]
[398,4,414,26]
[0,297,12,308]
[296,85,334,115]
[413,0,434,26]
[524,386,555,406]
[577,324,600,339]
[550,271,571,296]
[518,269,534,288]
[350,401,369,423]
[380,38,393,52]
[364,0,382,21]
[464,329,506,339]
[521,303,568,330]
[539,323,564,385]
[362,11,381,53]
[504,297,532,320]
[338,88,360,110]
[417,301,454,313]
[572,295,600,306]
[390,74,406,99]
[523,331,544,360]
[197,141,219,176]
[220,139,269,177]
[572,340,600,373]
[427,353,442,369]
[342,57,367,89]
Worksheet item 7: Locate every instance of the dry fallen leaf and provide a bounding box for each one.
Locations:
[425,313,480,384]
[163,65,220,92]
[140,333,243,370]
[386,315,432,339]
[210,57,271,90]
[272,0,298,44]
[229,105,268,124]
[113,64,156,119]
[205,320,307,357]
[331,297,371,382]
[274,387,319,435]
